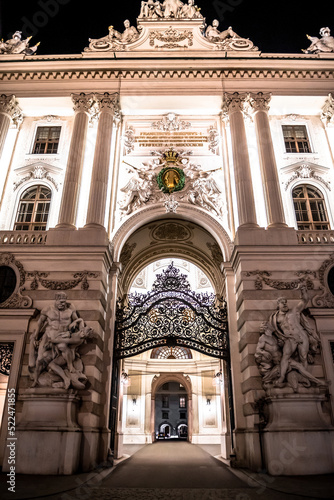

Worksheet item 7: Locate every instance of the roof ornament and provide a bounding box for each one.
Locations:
[139,0,202,20]
[0,31,40,55]
[84,0,257,53]
[205,19,257,51]
[302,27,334,54]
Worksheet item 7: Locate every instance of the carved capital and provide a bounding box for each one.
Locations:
[71,92,95,114]
[248,91,272,113]
[0,94,23,127]
[321,93,334,127]
[95,92,120,115]
[223,92,249,115]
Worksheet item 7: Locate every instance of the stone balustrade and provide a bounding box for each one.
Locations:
[0,231,47,245]
[297,230,334,244]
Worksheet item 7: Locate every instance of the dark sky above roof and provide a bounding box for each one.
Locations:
[0,0,331,55]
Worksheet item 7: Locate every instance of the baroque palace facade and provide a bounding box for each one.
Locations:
[0,0,334,477]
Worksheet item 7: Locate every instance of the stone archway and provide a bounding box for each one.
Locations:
[110,214,235,461]
[151,373,193,443]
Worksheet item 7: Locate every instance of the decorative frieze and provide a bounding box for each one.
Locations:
[151,113,191,132]
[27,270,100,291]
[245,270,315,290]
[0,252,32,309]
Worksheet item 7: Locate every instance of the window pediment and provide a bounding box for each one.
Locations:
[282,161,331,191]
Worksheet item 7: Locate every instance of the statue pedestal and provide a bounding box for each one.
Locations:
[5,389,82,475]
[262,388,334,475]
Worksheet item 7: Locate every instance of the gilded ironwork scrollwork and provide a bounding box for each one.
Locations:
[115,263,228,359]
[0,343,14,375]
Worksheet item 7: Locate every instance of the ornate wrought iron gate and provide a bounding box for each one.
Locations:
[110,263,231,455]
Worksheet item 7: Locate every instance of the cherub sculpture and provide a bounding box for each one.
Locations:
[302,27,334,53]
[119,163,155,215]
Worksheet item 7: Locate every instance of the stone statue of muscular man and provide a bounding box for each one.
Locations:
[29,292,92,390]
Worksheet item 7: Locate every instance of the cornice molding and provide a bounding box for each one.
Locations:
[0,67,333,83]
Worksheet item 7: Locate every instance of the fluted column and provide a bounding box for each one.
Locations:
[57,93,94,229]
[0,94,22,160]
[85,93,119,229]
[249,92,287,228]
[223,92,258,227]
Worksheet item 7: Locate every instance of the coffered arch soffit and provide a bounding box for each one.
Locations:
[112,210,231,294]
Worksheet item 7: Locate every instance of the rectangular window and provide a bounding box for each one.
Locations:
[180,412,186,419]
[162,396,169,408]
[162,412,168,419]
[32,126,61,154]
[179,396,186,408]
[282,125,311,153]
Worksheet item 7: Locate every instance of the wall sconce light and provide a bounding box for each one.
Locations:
[132,398,137,406]
[212,371,223,386]
[121,371,130,386]
[206,398,211,406]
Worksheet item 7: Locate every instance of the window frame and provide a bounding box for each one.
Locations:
[13,184,52,232]
[31,126,61,155]
[282,124,312,154]
[292,183,330,231]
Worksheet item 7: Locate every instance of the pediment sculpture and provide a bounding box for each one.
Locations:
[302,27,334,54]
[0,31,39,55]
[84,0,257,53]
[255,285,326,393]
[139,0,203,19]
[205,20,257,51]
[28,292,94,391]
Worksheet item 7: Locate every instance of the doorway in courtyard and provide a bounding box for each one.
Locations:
[111,259,232,457]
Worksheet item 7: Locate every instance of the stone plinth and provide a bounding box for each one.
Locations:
[6,389,82,475]
[262,388,334,475]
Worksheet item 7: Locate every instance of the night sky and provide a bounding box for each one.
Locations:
[0,0,332,55]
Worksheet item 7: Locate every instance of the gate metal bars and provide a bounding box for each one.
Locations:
[114,263,229,360]
[110,263,232,457]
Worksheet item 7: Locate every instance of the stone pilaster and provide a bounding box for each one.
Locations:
[56,93,94,229]
[85,93,120,229]
[0,94,23,160]
[249,92,286,228]
[223,92,258,228]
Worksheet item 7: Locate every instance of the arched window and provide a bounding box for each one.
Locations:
[292,184,330,231]
[151,346,192,359]
[14,185,51,231]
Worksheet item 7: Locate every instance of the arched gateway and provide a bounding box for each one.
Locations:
[110,262,233,455]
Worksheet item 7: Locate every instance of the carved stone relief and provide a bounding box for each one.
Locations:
[255,286,326,393]
[118,149,225,219]
[13,164,60,191]
[283,163,331,191]
[312,253,334,308]
[27,270,99,291]
[0,253,32,309]
[28,292,94,390]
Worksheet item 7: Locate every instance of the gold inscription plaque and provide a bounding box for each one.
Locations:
[137,131,207,149]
